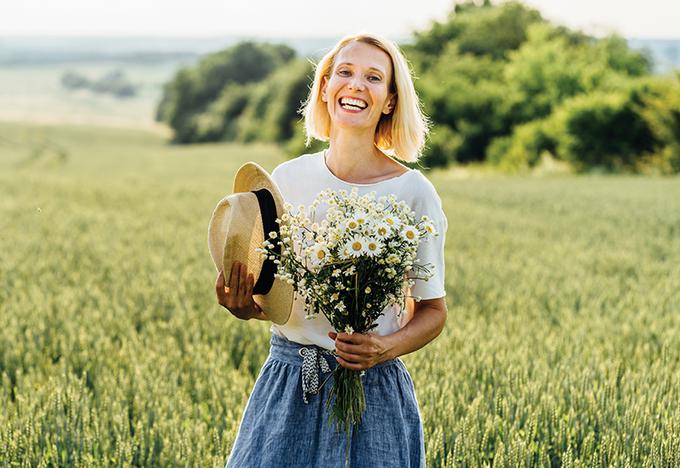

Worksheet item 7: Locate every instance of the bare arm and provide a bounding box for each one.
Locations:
[381,297,447,360]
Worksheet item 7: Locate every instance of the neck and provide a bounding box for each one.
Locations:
[325,127,385,181]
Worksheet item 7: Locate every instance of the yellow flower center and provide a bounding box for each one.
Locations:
[378,227,387,236]
[406,230,415,240]
[386,218,394,225]
[348,221,358,229]
[368,242,377,251]
[316,250,326,259]
[352,241,363,251]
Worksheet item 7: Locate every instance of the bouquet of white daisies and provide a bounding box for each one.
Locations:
[257,187,438,444]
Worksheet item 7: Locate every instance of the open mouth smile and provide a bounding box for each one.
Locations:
[338,96,368,113]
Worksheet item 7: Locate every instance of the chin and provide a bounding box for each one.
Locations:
[332,115,377,130]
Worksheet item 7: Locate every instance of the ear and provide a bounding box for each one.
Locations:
[321,76,328,102]
[383,93,397,114]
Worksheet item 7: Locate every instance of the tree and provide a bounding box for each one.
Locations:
[156,41,296,143]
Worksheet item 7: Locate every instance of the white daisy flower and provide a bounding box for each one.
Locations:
[353,210,368,225]
[309,243,330,264]
[364,237,383,257]
[422,220,437,235]
[384,214,401,230]
[338,245,352,260]
[345,218,360,231]
[373,222,391,239]
[400,225,419,243]
[344,235,367,258]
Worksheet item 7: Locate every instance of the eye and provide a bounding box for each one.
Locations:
[369,75,381,82]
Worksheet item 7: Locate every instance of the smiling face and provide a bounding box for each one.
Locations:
[321,41,396,132]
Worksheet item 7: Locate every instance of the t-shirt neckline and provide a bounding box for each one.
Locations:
[319,149,414,187]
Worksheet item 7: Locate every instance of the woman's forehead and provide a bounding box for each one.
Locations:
[335,42,391,75]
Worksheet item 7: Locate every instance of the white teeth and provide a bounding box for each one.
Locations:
[341,103,364,111]
[339,97,367,109]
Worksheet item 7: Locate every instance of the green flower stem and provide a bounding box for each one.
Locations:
[325,366,366,468]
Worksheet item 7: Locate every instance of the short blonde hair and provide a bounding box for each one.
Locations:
[301,32,431,163]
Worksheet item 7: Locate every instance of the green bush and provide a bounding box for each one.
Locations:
[157,41,295,143]
[551,90,656,172]
[410,0,544,62]
[633,76,680,174]
[233,60,311,144]
[284,121,328,157]
[420,124,463,168]
[487,119,557,172]
[417,52,509,163]
[199,83,254,142]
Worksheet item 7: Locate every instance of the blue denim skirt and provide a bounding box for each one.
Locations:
[225,333,426,468]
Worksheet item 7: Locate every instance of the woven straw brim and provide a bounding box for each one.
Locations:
[233,163,286,217]
[207,162,293,325]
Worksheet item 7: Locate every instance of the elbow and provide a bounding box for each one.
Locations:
[418,297,447,337]
[436,305,447,336]
[415,297,449,340]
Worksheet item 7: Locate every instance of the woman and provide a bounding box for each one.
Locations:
[216,32,448,467]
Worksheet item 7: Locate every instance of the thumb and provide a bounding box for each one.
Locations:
[328,331,337,340]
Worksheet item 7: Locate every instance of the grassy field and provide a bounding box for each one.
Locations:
[0,63,179,131]
[1,121,679,467]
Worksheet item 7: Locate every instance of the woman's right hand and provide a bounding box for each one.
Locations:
[215,261,266,321]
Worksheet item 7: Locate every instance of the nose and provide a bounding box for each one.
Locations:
[348,77,364,91]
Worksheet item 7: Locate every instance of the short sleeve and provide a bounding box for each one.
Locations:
[270,164,282,186]
[270,162,289,199]
[409,176,448,301]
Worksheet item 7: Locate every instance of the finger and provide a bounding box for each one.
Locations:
[337,332,364,344]
[247,273,254,296]
[215,270,227,300]
[335,355,362,370]
[229,262,240,294]
[335,340,363,355]
[335,348,363,363]
[239,264,248,297]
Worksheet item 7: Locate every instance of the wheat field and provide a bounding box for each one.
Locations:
[1,122,679,467]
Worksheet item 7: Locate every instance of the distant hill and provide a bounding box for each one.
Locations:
[0,35,414,66]
[0,35,677,73]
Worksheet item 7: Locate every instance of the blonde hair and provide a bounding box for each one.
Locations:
[301,32,431,163]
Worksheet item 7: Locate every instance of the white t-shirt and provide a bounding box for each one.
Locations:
[269,149,448,351]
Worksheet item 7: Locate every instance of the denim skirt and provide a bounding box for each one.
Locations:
[225,333,426,468]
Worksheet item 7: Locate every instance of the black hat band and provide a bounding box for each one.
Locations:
[251,188,281,295]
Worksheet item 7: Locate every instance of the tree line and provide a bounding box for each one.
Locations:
[156,0,680,174]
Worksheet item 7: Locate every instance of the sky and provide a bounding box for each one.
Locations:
[0,0,678,39]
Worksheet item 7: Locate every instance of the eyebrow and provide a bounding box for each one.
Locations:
[336,62,385,76]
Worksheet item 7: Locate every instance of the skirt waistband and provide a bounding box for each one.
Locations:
[267,332,401,369]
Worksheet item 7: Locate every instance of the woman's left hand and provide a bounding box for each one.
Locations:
[328,331,393,370]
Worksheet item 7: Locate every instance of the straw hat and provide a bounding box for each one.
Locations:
[207,162,293,325]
